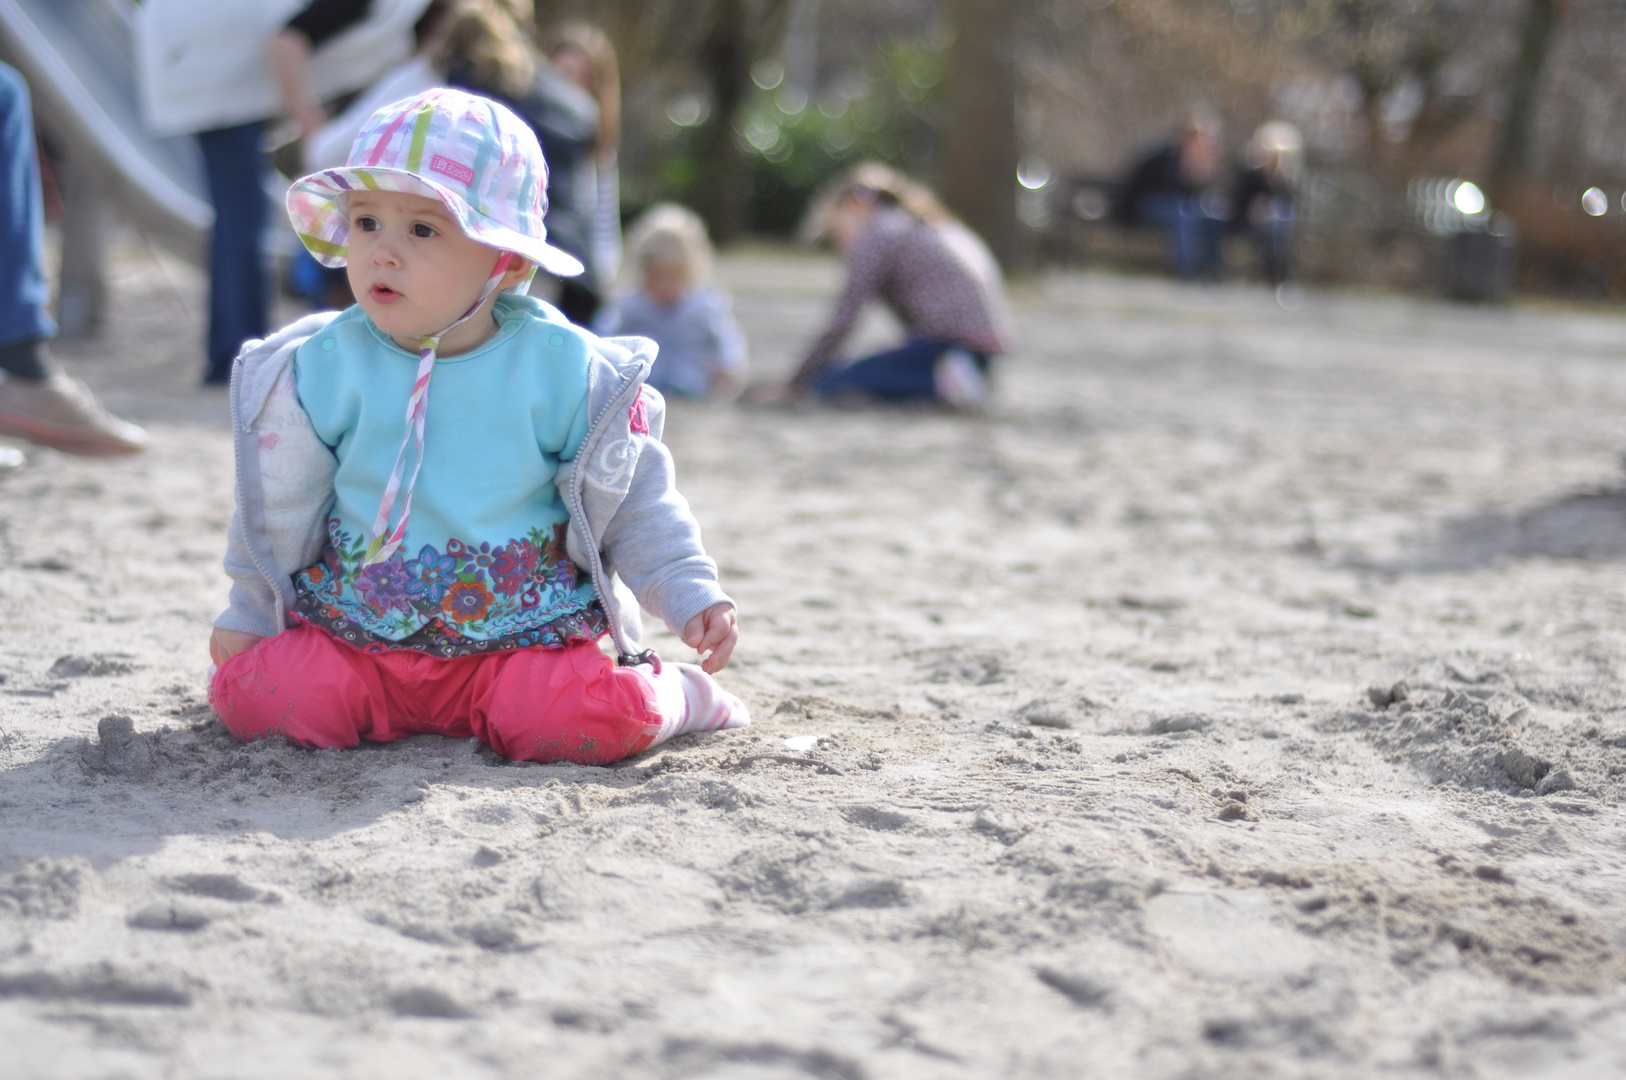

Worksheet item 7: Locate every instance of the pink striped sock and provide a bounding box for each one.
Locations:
[634,662,750,746]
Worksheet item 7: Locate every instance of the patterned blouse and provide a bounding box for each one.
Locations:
[794,206,1014,385]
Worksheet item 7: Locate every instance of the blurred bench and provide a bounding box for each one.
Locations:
[1031,177,1269,278]
[1032,178,1166,271]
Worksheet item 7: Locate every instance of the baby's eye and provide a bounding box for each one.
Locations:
[355,215,380,232]
[410,222,437,239]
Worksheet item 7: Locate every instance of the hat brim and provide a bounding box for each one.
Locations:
[286,167,585,278]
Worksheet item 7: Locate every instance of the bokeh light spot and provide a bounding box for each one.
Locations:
[1017,158,1053,190]
[667,95,707,128]
[751,59,785,91]
[1451,181,1486,216]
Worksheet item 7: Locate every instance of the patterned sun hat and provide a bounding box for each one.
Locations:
[286,88,583,278]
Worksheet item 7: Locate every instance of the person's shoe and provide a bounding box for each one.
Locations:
[933,348,989,412]
[0,372,147,455]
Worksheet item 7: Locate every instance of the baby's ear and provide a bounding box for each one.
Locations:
[500,255,535,289]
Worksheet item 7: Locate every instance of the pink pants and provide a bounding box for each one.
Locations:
[209,622,660,765]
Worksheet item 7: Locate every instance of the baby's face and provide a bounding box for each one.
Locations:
[643,262,689,307]
[345,191,506,353]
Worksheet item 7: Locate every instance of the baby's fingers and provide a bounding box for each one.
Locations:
[680,612,709,650]
[681,607,737,672]
[699,614,734,652]
[700,627,737,673]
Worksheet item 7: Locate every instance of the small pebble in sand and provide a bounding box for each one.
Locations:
[1367,681,1410,709]
[1536,768,1576,796]
[1016,698,1076,728]
[1035,966,1110,1009]
[98,715,135,749]
[128,900,213,932]
[1148,714,1211,735]
[389,986,474,1019]
[49,654,136,678]
[78,715,156,780]
[163,873,268,903]
[1497,747,1552,790]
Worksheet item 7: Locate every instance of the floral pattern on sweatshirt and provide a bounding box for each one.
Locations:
[291,591,609,658]
[294,518,599,646]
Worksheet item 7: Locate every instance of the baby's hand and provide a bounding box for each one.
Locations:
[210,627,265,667]
[681,603,738,674]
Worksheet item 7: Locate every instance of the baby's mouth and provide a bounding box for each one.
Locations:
[370,283,402,304]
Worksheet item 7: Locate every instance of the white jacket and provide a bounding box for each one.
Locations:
[136,0,431,137]
[303,54,438,171]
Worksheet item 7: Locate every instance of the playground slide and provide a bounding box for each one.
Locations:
[0,0,211,263]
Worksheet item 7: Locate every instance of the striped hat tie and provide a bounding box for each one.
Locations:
[361,252,517,566]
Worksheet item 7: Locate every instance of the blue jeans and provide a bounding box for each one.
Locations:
[813,338,988,403]
[0,62,56,351]
[197,121,268,383]
[1249,198,1295,284]
[1137,193,1226,280]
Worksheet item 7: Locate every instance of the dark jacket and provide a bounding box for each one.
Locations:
[447,61,600,281]
[1229,164,1294,232]
[1116,143,1189,223]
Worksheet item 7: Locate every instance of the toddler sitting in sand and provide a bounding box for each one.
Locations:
[594,204,747,399]
[207,89,748,765]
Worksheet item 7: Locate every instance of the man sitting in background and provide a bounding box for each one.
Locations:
[1230,120,1303,286]
[1119,108,1228,281]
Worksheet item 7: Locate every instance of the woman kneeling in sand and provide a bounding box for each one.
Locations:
[758,163,1013,411]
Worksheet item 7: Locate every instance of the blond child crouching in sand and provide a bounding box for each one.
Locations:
[207,90,748,765]
[594,204,747,400]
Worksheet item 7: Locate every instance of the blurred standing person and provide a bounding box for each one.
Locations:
[301,1,605,319]
[1230,121,1303,285]
[762,163,1012,410]
[293,0,460,308]
[596,204,747,400]
[1119,108,1227,280]
[545,22,623,308]
[0,62,145,461]
[137,0,429,383]
[303,2,456,173]
[429,0,602,323]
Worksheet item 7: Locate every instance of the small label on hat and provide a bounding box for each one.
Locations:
[429,154,475,185]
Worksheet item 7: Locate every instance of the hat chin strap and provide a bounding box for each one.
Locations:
[362,252,516,567]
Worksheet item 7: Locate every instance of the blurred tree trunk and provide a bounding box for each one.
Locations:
[940,0,1021,269]
[696,0,751,244]
[1487,0,1561,202]
[695,0,793,244]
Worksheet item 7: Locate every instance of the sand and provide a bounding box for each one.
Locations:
[4,239,1626,1078]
